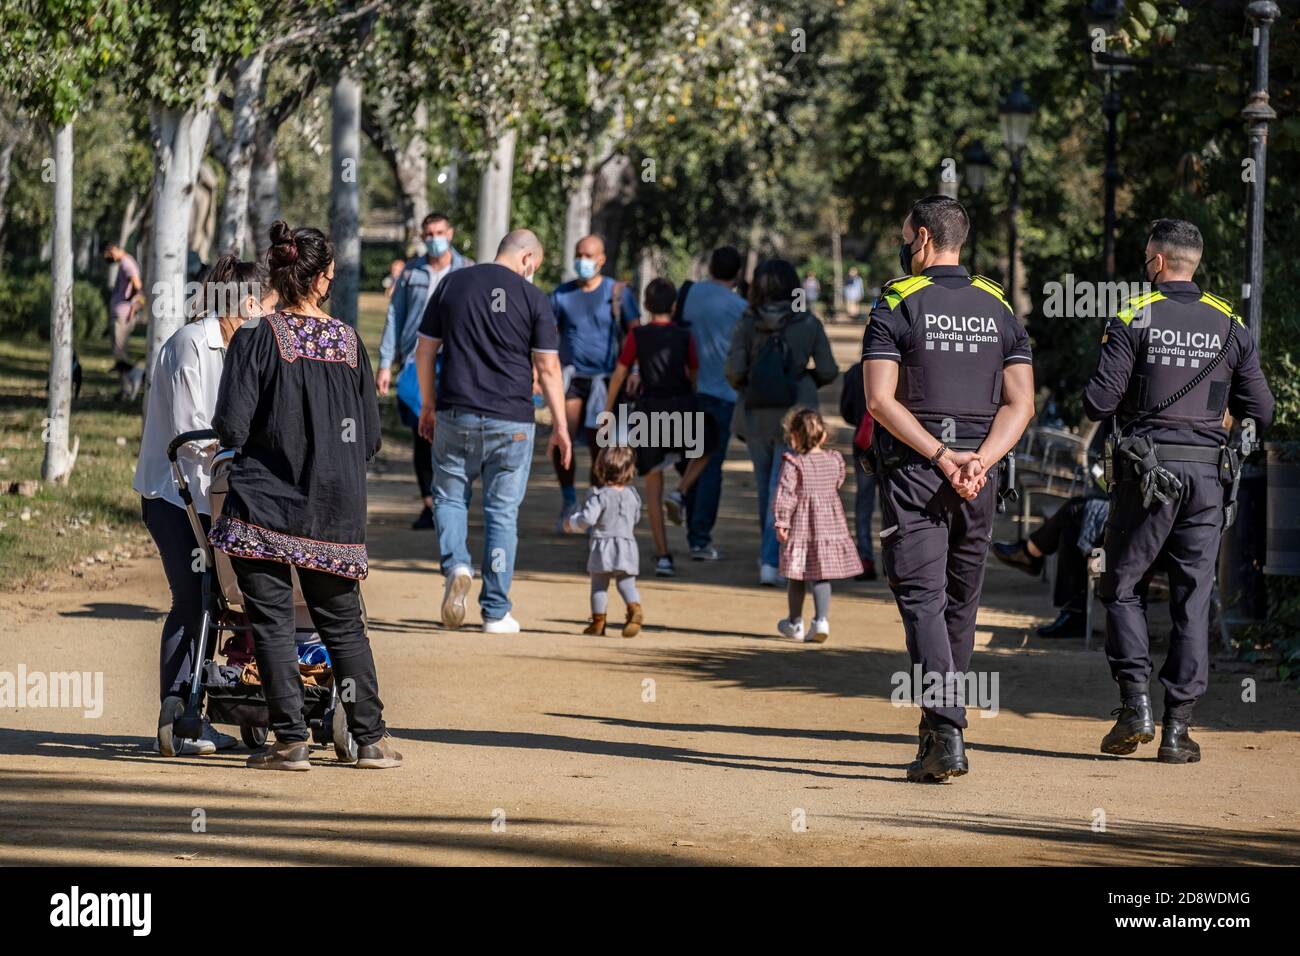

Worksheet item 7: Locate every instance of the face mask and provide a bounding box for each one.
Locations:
[426,236,450,257]
[898,236,918,276]
[320,276,334,304]
[575,257,599,280]
[1144,255,1160,283]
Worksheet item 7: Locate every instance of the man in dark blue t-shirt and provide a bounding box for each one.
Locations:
[415,229,571,634]
[548,233,640,529]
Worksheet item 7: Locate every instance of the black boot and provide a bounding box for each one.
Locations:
[1157,718,1201,764]
[1037,609,1086,638]
[907,722,968,782]
[411,505,435,530]
[992,540,1043,577]
[1100,693,1155,755]
[915,716,932,761]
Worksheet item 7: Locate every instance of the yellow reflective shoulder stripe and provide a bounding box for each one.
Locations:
[970,276,1011,310]
[881,275,932,309]
[1198,292,1243,324]
[1117,291,1166,325]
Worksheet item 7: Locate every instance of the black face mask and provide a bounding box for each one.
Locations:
[898,237,917,276]
[320,276,334,304]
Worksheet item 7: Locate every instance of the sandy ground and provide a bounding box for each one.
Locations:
[2,324,1298,867]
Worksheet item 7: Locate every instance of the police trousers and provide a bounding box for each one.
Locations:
[1098,460,1224,719]
[879,463,998,729]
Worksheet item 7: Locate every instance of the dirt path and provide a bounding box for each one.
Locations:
[2,324,1297,866]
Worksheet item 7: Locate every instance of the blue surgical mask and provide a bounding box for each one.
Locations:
[426,236,450,257]
[575,257,599,280]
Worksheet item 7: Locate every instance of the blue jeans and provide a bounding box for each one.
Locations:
[747,437,789,569]
[855,463,876,564]
[432,409,535,621]
[684,394,734,550]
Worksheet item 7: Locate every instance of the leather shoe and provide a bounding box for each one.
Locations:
[992,541,1043,577]
[1037,609,1086,638]
[907,722,968,782]
[1157,718,1201,764]
[1100,694,1155,755]
[247,740,311,771]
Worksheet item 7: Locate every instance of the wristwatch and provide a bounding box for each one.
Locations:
[929,443,949,467]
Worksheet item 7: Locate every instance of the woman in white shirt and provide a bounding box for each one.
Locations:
[133,255,268,756]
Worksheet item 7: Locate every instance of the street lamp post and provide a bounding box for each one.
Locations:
[962,140,992,275]
[999,79,1036,306]
[1220,0,1281,630]
[1086,0,1129,282]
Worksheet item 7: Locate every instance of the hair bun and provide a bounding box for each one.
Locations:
[268,220,299,265]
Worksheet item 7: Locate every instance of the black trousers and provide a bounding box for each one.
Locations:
[1098,460,1224,719]
[229,557,386,747]
[879,463,998,729]
[142,496,209,703]
[1029,496,1090,613]
[412,424,434,499]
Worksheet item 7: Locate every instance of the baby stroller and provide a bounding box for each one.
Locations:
[165,429,358,762]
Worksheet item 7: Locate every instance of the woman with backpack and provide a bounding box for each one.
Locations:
[726,259,838,586]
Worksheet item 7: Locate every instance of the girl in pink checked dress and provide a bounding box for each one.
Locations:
[772,408,863,643]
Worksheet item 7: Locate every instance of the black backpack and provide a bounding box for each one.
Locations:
[746,320,798,408]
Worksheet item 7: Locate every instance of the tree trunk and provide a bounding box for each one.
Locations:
[396,100,428,249]
[216,50,265,258]
[329,70,362,328]
[591,151,634,275]
[0,138,15,260]
[475,125,516,263]
[42,121,77,485]
[146,88,215,382]
[562,163,596,280]
[249,112,282,259]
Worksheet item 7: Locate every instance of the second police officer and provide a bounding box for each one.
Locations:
[864,196,1036,783]
[1084,218,1273,764]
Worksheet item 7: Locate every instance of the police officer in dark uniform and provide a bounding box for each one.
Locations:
[864,196,1037,783]
[1084,218,1273,764]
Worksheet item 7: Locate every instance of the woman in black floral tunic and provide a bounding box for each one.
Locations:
[210,220,400,770]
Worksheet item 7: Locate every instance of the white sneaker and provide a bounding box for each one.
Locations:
[810,617,831,644]
[202,719,239,751]
[778,617,806,642]
[483,613,521,634]
[759,564,785,587]
[154,734,216,756]
[664,489,686,525]
[441,566,473,628]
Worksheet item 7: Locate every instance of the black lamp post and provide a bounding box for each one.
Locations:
[1220,0,1281,630]
[999,79,1036,305]
[962,140,993,275]
[1086,0,1128,281]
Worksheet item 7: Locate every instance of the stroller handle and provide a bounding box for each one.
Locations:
[168,428,220,462]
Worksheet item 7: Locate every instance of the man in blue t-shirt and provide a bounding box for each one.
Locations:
[548,233,640,529]
[415,229,571,634]
[677,245,747,560]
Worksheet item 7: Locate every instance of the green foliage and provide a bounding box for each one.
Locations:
[0,270,105,344]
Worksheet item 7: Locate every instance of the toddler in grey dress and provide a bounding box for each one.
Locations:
[563,446,644,637]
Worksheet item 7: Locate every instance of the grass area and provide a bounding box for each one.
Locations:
[0,291,405,590]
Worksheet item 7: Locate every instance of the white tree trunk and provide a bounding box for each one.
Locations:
[562,164,595,280]
[216,50,265,257]
[146,86,215,383]
[0,137,15,258]
[475,126,516,263]
[42,121,76,484]
[329,71,362,327]
[396,100,428,249]
[249,113,281,259]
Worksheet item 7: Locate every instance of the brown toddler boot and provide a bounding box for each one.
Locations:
[623,603,643,638]
[584,613,607,636]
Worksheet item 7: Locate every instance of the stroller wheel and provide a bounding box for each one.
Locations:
[240,724,268,750]
[331,704,357,763]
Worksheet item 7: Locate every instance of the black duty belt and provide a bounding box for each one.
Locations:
[1151,443,1222,464]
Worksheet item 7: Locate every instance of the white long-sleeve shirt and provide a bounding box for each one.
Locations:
[133,314,227,514]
